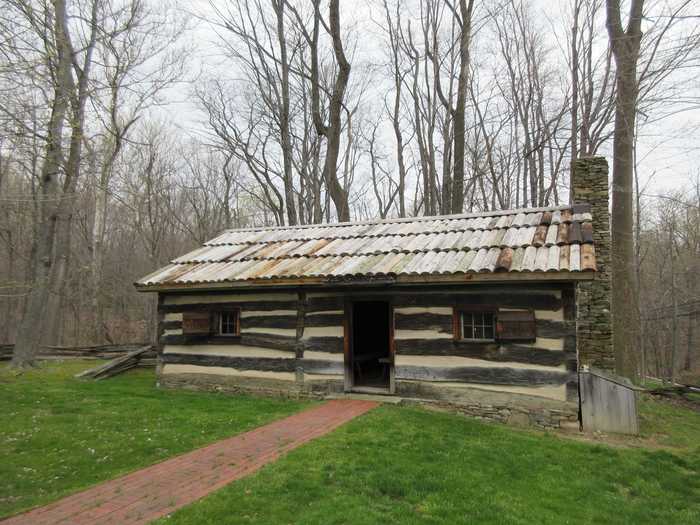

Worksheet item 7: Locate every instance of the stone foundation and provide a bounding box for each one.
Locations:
[160,372,579,431]
[395,380,578,430]
[159,372,343,400]
[402,399,578,430]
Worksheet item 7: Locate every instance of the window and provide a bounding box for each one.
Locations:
[219,310,240,336]
[460,311,495,341]
[180,306,241,338]
[453,307,537,342]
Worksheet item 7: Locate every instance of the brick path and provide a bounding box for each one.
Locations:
[3,399,377,525]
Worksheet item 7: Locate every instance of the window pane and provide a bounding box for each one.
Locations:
[462,313,473,340]
[460,311,495,341]
[484,313,494,339]
[220,311,238,335]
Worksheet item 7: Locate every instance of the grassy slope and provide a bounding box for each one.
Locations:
[0,361,310,518]
[639,393,700,449]
[159,399,700,525]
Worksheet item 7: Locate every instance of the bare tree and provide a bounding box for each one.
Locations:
[119,123,182,341]
[401,15,439,215]
[289,0,352,221]
[489,1,570,209]
[398,0,457,215]
[568,0,615,166]
[292,69,325,224]
[639,184,700,381]
[606,0,643,380]
[197,79,287,225]
[381,0,409,217]
[87,0,187,343]
[208,0,298,225]
[10,0,97,366]
[272,0,297,225]
[172,144,243,243]
[450,0,475,214]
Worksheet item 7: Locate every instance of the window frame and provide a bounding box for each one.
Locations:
[215,307,241,338]
[453,305,497,342]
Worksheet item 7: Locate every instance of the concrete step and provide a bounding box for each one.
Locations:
[325,392,404,404]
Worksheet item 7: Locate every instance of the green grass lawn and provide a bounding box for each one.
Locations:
[0,361,310,518]
[638,393,700,449]
[155,401,700,525]
[2,362,699,524]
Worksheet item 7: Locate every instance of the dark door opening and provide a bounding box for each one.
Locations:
[351,301,391,389]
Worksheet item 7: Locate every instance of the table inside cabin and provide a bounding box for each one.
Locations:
[353,351,391,383]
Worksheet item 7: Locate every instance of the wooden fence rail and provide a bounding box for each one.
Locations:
[0,344,156,366]
[76,346,154,380]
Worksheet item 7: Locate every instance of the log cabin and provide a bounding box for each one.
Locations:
[135,157,613,429]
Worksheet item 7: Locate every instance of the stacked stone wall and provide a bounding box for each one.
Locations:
[573,157,614,370]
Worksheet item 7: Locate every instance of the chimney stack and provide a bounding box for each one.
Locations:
[572,157,614,370]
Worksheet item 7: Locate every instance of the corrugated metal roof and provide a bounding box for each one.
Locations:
[136,205,597,288]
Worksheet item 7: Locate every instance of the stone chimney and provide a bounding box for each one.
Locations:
[572,157,614,370]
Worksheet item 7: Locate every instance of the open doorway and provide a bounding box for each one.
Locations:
[350,300,391,390]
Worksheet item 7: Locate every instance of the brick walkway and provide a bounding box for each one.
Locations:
[3,399,377,525]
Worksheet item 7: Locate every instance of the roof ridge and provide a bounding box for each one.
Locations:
[218,205,573,236]
[175,238,595,266]
[202,212,584,249]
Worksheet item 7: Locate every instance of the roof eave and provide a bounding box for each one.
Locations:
[134,270,595,293]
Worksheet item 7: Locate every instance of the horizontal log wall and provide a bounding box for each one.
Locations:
[158,284,577,403]
[299,287,575,401]
[160,292,298,390]
[158,291,346,391]
[390,286,575,402]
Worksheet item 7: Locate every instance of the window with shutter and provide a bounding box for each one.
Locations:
[496,310,536,342]
[180,307,241,339]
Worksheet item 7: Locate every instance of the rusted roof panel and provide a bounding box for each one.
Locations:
[137,204,597,287]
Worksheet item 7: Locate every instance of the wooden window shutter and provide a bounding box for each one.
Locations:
[496,310,536,342]
[182,311,214,335]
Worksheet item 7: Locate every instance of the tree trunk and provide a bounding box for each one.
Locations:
[42,211,72,346]
[634,151,645,380]
[607,0,643,381]
[384,0,407,218]
[89,120,127,344]
[307,0,351,222]
[0,232,14,344]
[570,0,581,204]
[91,157,108,343]
[11,0,72,367]
[273,0,297,226]
[42,23,94,347]
[451,0,474,214]
[440,117,452,215]
[687,312,696,372]
[669,222,678,382]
